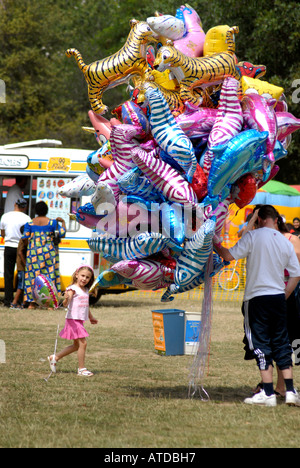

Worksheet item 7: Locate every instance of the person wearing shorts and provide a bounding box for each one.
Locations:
[214,205,300,407]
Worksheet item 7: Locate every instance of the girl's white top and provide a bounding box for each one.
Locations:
[65,284,89,321]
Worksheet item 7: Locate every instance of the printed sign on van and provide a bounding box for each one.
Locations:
[0,154,29,169]
[37,177,71,226]
[47,157,71,172]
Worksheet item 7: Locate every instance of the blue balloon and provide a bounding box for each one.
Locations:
[207,129,268,199]
[86,165,99,183]
[94,270,131,288]
[87,144,111,177]
[160,203,186,244]
[117,166,165,203]
[227,138,287,185]
[159,148,184,173]
[161,217,216,302]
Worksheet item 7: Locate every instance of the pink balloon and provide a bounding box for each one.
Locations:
[257,165,280,189]
[111,259,174,290]
[276,111,300,142]
[98,158,113,169]
[242,94,277,165]
[175,106,217,139]
[88,110,112,146]
[174,6,206,57]
[76,209,104,230]
[131,146,198,208]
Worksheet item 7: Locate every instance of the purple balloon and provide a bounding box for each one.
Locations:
[175,107,217,139]
[276,111,300,142]
[242,93,277,166]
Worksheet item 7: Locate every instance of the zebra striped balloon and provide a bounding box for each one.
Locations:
[161,217,216,302]
[88,231,183,262]
[161,252,227,302]
[203,77,243,178]
[175,106,217,139]
[204,197,231,238]
[111,259,174,290]
[92,124,156,209]
[131,146,198,208]
[144,86,197,183]
[117,166,164,203]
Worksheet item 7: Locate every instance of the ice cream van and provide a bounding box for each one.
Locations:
[0,139,132,304]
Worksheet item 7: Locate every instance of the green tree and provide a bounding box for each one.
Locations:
[0,0,299,182]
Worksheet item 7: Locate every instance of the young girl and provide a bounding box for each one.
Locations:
[48,265,98,377]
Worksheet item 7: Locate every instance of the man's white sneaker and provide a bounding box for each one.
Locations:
[244,390,277,407]
[285,390,300,407]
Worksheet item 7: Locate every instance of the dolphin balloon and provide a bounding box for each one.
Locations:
[175,106,217,139]
[173,5,206,57]
[131,146,199,208]
[206,129,268,203]
[242,93,277,169]
[58,174,96,197]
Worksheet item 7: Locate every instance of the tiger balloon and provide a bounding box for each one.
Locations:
[66,19,156,114]
[153,26,240,108]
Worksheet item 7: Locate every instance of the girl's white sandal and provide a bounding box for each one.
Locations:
[77,368,94,377]
[47,355,57,373]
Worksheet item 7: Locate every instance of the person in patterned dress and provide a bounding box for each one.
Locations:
[22,201,66,308]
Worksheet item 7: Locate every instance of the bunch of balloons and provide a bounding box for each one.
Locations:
[61,5,300,302]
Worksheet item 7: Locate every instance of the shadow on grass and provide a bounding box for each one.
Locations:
[127,385,251,402]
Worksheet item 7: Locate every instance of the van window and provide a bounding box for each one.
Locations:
[0,175,81,232]
[0,176,29,217]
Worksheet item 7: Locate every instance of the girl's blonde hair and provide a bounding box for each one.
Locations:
[70,265,95,289]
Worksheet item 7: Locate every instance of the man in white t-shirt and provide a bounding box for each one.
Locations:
[214,205,300,407]
[0,198,31,307]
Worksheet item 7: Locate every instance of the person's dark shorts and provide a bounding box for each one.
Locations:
[16,271,25,290]
[242,294,293,371]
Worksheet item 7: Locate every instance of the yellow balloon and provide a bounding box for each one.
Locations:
[203,25,232,56]
[137,78,184,114]
[242,76,284,101]
[151,69,178,90]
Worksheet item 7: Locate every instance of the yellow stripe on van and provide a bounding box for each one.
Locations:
[27,161,48,171]
[70,163,88,172]
[26,160,87,173]
[60,239,90,249]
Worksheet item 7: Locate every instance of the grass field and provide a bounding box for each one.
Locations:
[0,291,299,448]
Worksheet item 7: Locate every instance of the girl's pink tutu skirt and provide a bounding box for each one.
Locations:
[59,319,89,340]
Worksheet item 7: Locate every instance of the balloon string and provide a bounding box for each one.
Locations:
[188,250,214,399]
